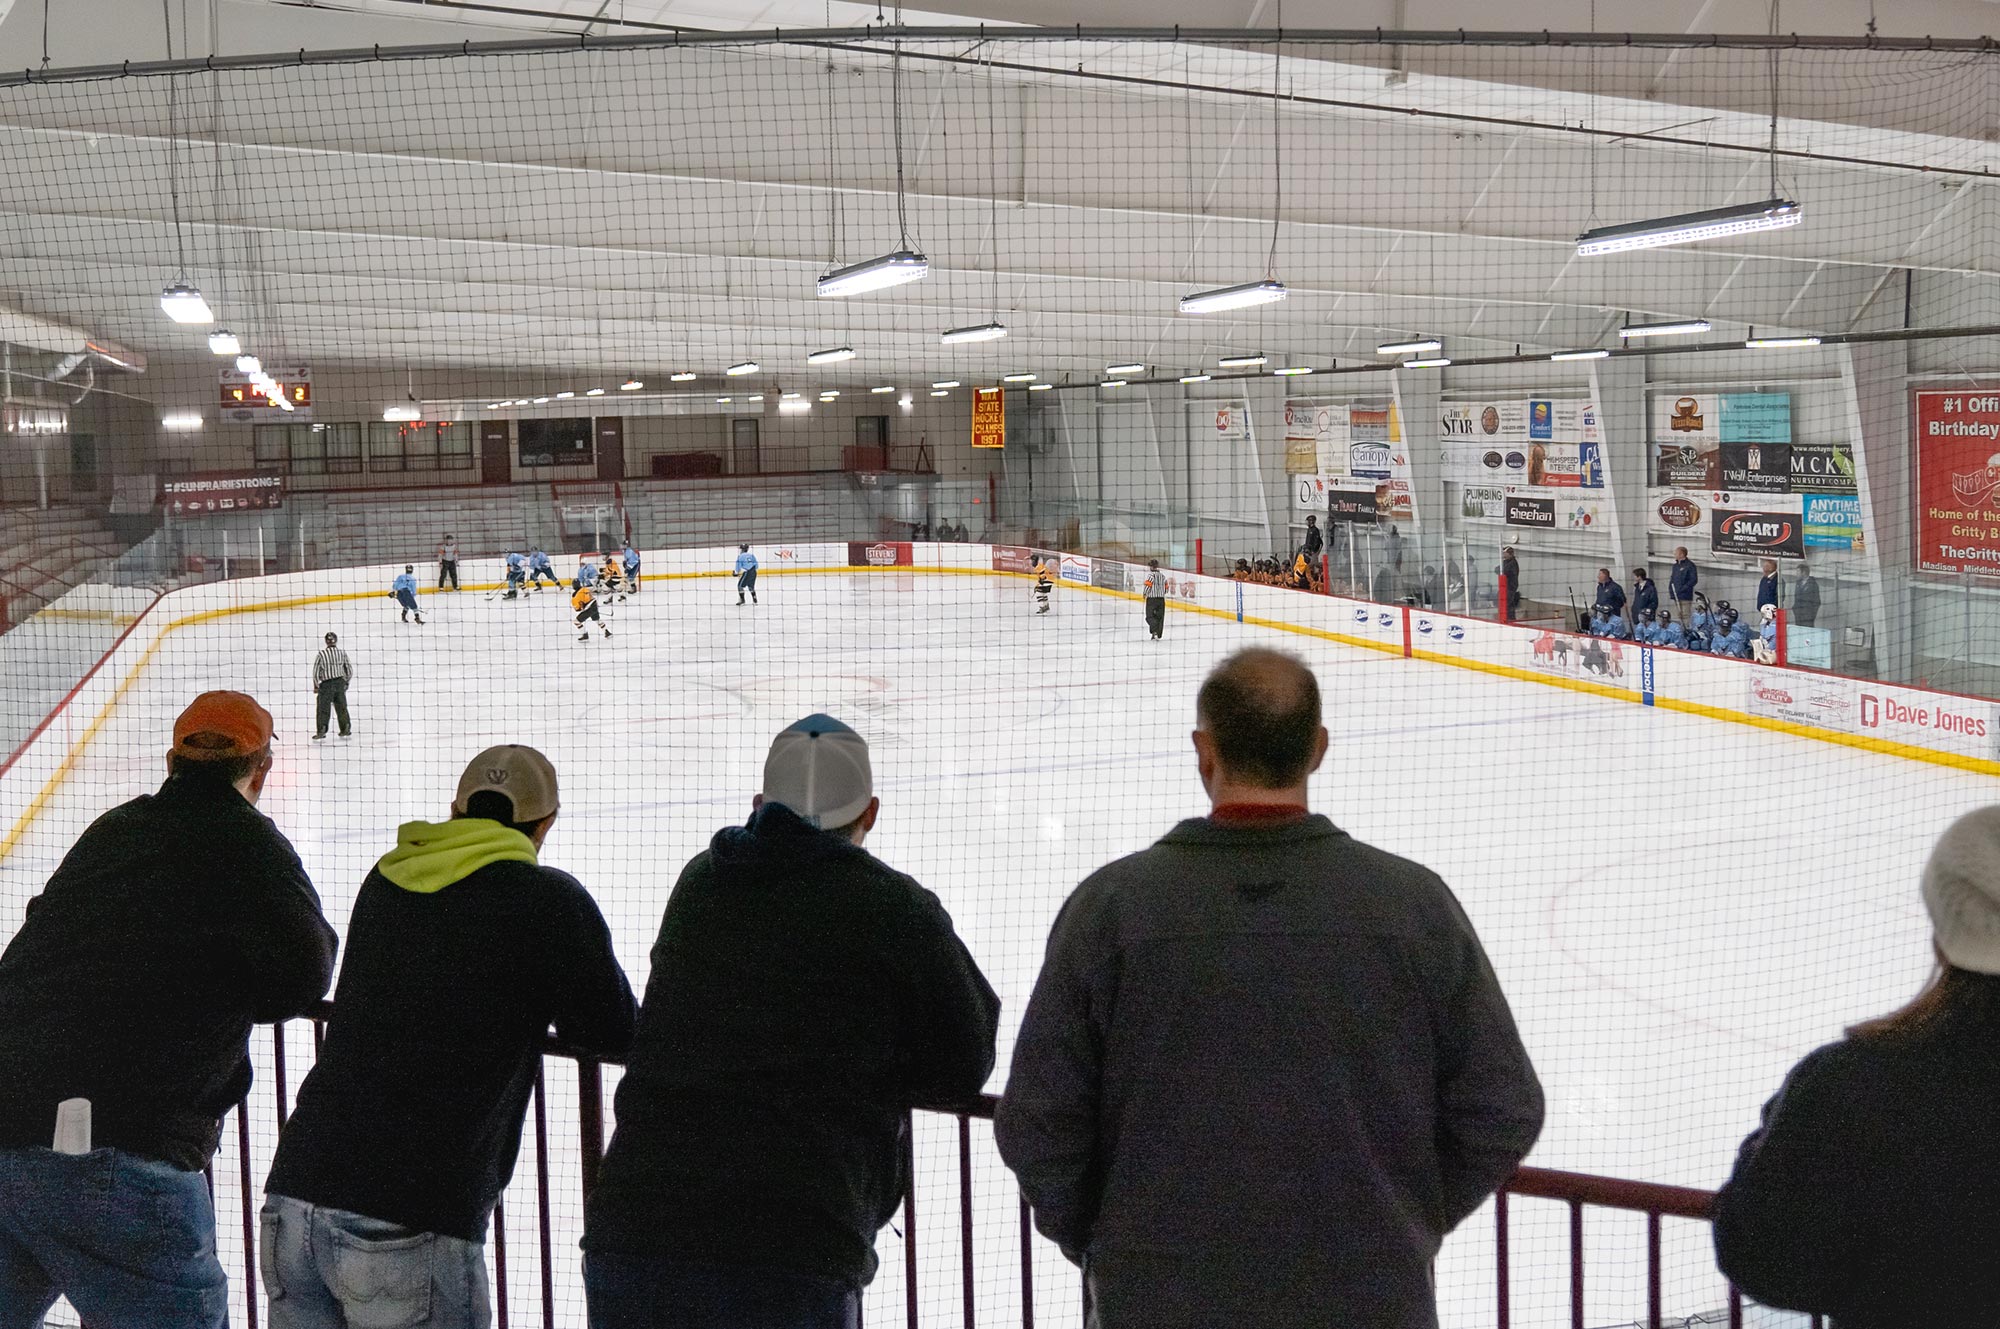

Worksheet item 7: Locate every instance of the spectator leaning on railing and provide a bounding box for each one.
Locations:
[995,648,1543,1329]
[0,692,337,1329]
[1713,807,2000,1328]
[582,714,999,1329]
[261,744,636,1329]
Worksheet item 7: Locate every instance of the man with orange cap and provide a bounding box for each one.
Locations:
[0,691,337,1329]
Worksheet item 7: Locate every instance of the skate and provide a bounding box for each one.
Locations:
[578,631,589,641]
[340,731,352,739]
[312,733,326,741]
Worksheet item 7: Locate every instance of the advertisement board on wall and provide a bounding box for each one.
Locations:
[1445,440,1603,488]
[1527,630,1635,687]
[1284,401,1348,474]
[1719,442,1792,494]
[1652,391,1792,445]
[1091,559,1129,592]
[1059,554,1092,584]
[1913,391,2000,575]
[1803,493,1865,551]
[1790,443,1856,494]
[989,545,1040,573]
[1746,668,1859,731]
[1857,686,1999,761]
[1461,485,1508,523]
[1440,399,1598,444]
[1211,402,1252,442]
[1328,484,1379,523]
[848,541,914,566]
[1712,506,1805,558]
[1505,495,1556,529]
[160,472,284,518]
[1648,489,1711,536]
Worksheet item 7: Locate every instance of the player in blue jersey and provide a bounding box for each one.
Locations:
[526,548,558,590]
[502,551,527,601]
[390,565,424,624]
[734,544,758,605]
[622,543,641,596]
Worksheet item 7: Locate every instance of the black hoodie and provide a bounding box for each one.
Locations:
[583,802,999,1285]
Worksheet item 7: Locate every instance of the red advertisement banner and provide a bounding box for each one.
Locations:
[159,472,285,518]
[1915,391,2000,574]
[848,541,913,567]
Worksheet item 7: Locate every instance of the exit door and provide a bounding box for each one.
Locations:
[731,418,761,475]
[479,421,511,485]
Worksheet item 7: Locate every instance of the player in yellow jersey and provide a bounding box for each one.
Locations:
[571,579,611,642]
[1030,555,1054,615]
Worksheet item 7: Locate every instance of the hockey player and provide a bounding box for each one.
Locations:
[1690,594,1715,639]
[1140,559,1169,640]
[1753,604,1780,664]
[734,544,758,605]
[1632,609,1657,645]
[622,542,641,596]
[577,556,600,589]
[1031,554,1054,615]
[1656,610,1686,650]
[526,548,559,590]
[1712,607,1752,659]
[391,565,424,624]
[1603,606,1630,640]
[502,550,527,600]
[572,578,611,642]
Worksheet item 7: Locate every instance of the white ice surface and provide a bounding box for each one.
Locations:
[4,570,1985,1329]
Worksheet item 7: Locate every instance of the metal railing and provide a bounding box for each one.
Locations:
[167,1009,1824,1329]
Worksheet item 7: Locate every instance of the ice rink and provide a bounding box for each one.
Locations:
[3,565,1990,1328]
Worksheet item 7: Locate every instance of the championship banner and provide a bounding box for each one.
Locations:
[971,387,1005,449]
[160,472,285,518]
[1914,391,2000,574]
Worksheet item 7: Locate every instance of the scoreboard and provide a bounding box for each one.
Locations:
[220,365,313,422]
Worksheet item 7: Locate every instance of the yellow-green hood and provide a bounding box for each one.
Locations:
[377,818,538,894]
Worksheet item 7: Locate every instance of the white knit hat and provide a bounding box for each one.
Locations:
[1921,807,2000,975]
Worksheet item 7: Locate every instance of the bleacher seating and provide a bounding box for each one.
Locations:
[0,506,124,629]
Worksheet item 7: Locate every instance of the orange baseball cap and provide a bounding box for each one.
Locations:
[171,691,275,760]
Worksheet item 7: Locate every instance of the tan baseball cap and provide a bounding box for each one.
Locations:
[453,744,560,823]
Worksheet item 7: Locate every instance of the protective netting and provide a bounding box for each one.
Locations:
[0,28,1997,1329]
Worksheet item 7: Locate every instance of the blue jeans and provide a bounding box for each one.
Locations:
[260,1195,489,1329]
[583,1251,858,1329]
[0,1145,228,1329]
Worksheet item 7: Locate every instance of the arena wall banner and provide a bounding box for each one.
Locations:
[1790,442,1856,494]
[1914,390,2000,575]
[1855,686,2000,762]
[1718,442,1792,494]
[1284,400,1349,475]
[1090,559,1129,592]
[1711,506,1804,558]
[989,544,1037,573]
[1746,667,1860,731]
[1651,390,1792,446]
[159,472,285,518]
[1504,494,1556,529]
[970,387,1005,449]
[1461,485,1507,523]
[1059,554,1092,584]
[1802,493,1865,551]
[847,540,913,567]
[1648,489,1710,537]
[1327,483,1379,523]
[1440,398,1598,445]
[1526,629,1636,688]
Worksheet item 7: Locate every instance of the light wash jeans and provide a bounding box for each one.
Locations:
[0,1145,227,1329]
[260,1194,490,1329]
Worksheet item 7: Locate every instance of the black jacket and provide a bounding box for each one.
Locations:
[1302,524,1323,557]
[1632,577,1659,617]
[266,824,636,1242]
[995,814,1543,1329]
[1713,1012,2000,1328]
[1594,579,1627,614]
[1670,558,1699,600]
[1757,572,1780,609]
[583,803,999,1286]
[0,774,337,1170]
[1793,576,1822,625]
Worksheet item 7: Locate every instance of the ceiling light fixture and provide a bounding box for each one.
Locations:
[1179,374,1212,384]
[726,362,760,376]
[622,377,645,390]
[818,251,930,298]
[1577,198,1801,257]
[533,396,550,404]
[159,282,213,324]
[1619,319,1712,339]
[1179,280,1288,315]
[717,397,733,404]
[1377,338,1442,356]
[808,346,857,364]
[1100,379,1128,388]
[233,354,261,375]
[1106,362,1147,376]
[586,388,606,396]
[871,385,898,394]
[1028,383,1053,391]
[1217,353,1267,368]
[929,389,950,397]
[1551,349,1611,361]
[556,391,575,399]
[670,373,698,383]
[1744,335,1822,349]
[1274,366,1314,376]
[821,390,841,397]
[1401,357,1452,369]
[1002,372,1037,383]
[207,330,240,356]
[782,392,803,400]
[941,322,1008,345]
[932,380,960,389]
[383,406,422,422]
[161,412,203,431]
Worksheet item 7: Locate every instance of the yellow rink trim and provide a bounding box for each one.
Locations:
[2,565,1994,867]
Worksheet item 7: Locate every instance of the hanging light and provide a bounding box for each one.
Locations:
[1217,353,1267,368]
[207,330,240,356]
[1028,383,1054,391]
[1401,357,1452,369]
[870,385,898,394]
[1377,338,1442,356]
[1619,319,1711,339]
[669,373,697,383]
[1550,349,1611,362]
[1577,199,1801,257]
[808,347,858,365]
[1179,280,1288,315]
[1002,372,1037,383]
[1179,374,1212,384]
[622,377,646,390]
[160,282,213,324]
[1106,363,1146,376]
[234,354,261,375]
[383,406,422,422]
[1744,335,1821,349]
[586,388,607,396]
[726,362,760,377]
[1273,366,1314,376]
[818,251,929,298]
[941,322,1008,345]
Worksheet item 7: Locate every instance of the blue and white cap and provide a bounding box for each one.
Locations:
[762,713,873,829]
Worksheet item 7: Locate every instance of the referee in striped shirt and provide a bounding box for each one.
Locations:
[312,632,354,740]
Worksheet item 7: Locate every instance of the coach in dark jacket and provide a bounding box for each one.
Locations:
[1631,568,1659,620]
[996,649,1543,1329]
[264,744,635,1328]
[0,691,336,1329]
[1669,546,1699,614]
[1713,807,2000,1329]
[583,714,999,1328]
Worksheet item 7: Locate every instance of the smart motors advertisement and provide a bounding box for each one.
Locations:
[1914,390,2000,575]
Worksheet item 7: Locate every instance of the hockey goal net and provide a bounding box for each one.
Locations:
[549,480,628,553]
